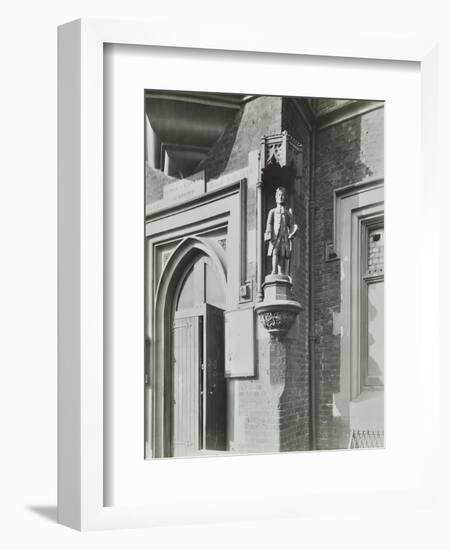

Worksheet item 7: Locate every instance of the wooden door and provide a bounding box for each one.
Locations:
[171,316,200,457]
[204,304,226,450]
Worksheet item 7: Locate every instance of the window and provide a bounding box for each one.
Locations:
[360,220,384,391]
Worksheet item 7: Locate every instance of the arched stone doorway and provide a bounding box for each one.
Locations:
[152,236,228,458]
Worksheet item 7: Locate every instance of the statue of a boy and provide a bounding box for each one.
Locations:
[264,187,298,276]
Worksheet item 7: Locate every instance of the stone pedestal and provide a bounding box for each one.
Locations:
[255,275,302,340]
[247,275,304,453]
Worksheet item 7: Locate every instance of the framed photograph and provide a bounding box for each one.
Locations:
[58,19,439,530]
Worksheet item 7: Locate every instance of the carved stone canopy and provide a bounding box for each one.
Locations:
[260,131,303,194]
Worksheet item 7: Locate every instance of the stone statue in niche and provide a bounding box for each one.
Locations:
[264,186,298,277]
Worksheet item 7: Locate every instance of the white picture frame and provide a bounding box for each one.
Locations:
[58,18,440,531]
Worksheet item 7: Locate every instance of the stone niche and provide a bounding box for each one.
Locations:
[255,130,303,339]
[250,130,305,453]
[261,130,303,214]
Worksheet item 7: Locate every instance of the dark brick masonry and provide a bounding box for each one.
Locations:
[313,108,384,449]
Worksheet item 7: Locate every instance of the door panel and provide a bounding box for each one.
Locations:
[171,316,200,457]
[204,304,226,450]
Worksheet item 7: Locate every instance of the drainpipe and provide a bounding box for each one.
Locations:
[308,126,318,450]
[256,139,266,302]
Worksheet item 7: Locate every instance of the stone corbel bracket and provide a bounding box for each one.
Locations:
[255,300,302,339]
[255,275,302,339]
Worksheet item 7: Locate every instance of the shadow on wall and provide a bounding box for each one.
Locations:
[196,107,244,182]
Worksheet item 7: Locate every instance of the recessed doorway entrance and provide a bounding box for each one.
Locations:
[170,254,227,457]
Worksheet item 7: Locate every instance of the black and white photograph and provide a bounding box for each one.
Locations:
[2,0,446,543]
[144,92,384,459]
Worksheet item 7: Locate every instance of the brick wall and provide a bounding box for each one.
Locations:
[201,96,283,182]
[235,337,283,453]
[145,163,178,204]
[313,106,384,449]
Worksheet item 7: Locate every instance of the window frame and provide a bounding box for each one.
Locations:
[359,216,385,392]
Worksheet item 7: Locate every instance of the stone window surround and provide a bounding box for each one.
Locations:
[329,178,384,423]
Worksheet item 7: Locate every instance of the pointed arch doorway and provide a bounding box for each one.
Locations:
[152,237,228,458]
[171,254,226,457]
